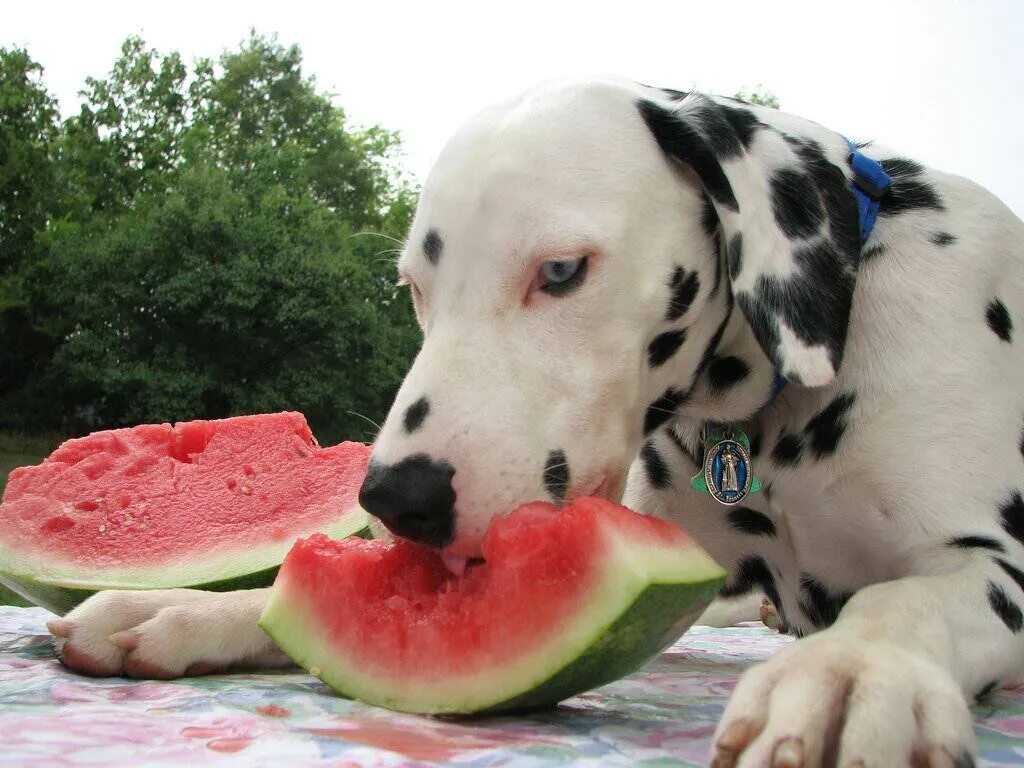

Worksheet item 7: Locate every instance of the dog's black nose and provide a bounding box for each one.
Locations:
[358,454,456,548]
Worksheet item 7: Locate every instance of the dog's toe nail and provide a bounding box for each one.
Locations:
[712,719,756,767]
[924,747,957,768]
[773,737,805,768]
[108,631,139,650]
[46,619,73,638]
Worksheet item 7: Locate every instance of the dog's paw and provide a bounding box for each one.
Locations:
[710,630,975,768]
[49,588,287,679]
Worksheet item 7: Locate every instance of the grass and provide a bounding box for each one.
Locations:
[0,432,63,606]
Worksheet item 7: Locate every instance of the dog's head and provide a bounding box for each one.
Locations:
[359,78,861,557]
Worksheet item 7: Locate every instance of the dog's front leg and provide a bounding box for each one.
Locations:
[48,588,289,678]
[710,564,1023,767]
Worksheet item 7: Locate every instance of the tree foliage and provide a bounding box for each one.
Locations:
[0,35,419,443]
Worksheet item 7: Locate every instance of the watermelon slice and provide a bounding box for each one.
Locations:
[259,497,725,715]
[0,412,370,614]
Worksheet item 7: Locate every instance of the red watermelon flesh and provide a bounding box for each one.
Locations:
[0,412,370,611]
[260,497,726,714]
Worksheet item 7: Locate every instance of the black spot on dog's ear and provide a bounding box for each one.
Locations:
[772,432,804,466]
[860,244,886,264]
[647,329,688,368]
[666,267,701,321]
[637,99,739,212]
[403,397,430,434]
[706,355,750,393]
[640,441,672,489]
[720,555,786,626]
[1000,491,1024,546]
[770,168,825,239]
[727,233,743,279]
[948,535,1005,553]
[804,392,856,458]
[930,231,956,246]
[423,229,443,265]
[996,558,1024,595]
[988,581,1023,632]
[987,298,1013,342]
[727,507,776,537]
[798,574,853,628]
[878,158,944,216]
[643,388,688,435]
[543,449,570,504]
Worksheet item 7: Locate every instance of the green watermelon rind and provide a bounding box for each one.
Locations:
[259,524,726,715]
[0,507,370,615]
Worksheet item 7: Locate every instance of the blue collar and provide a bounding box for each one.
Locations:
[845,138,892,242]
[764,139,891,404]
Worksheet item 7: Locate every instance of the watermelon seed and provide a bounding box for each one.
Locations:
[98,524,106,533]
[240,485,252,495]
[309,666,321,677]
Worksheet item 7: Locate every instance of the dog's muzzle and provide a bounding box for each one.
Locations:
[358,455,456,548]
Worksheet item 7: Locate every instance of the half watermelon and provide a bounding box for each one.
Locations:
[0,412,370,614]
[259,497,725,715]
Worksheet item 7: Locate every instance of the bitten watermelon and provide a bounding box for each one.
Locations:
[259,497,725,715]
[0,412,370,614]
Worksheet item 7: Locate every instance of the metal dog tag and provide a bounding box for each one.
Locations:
[691,425,761,505]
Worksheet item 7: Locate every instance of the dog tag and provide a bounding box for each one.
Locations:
[691,425,761,505]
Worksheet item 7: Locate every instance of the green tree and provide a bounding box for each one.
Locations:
[733,86,780,109]
[4,35,420,443]
[0,48,60,418]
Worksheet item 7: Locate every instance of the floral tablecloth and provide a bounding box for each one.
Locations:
[2,606,1024,766]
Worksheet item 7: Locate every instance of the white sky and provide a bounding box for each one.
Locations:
[6,0,1023,216]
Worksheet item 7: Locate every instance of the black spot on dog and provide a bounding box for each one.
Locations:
[706,355,750,393]
[403,397,430,434]
[659,87,689,101]
[720,555,786,625]
[701,196,724,299]
[948,535,1005,553]
[770,168,825,239]
[717,103,763,150]
[878,158,944,216]
[727,507,776,537]
[987,298,1013,342]
[423,229,443,265]
[860,243,886,264]
[880,157,925,177]
[798,574,852,628]
[1000,491,1024,546]
[975,680,1000,702]
[638,99,739,212]
[543,449,570,504]
[665,426,699,467]
[930,231,956,246]
[666,267,701,321]
[988,581,1023,632]
[644,388,688,435]
[727,233,743,279]
[997,558,1024,595]
[804,392,856,458]
[641,441,672,489]
[648,329,688,368]
[738,238,858,383]
[772,432,804,465]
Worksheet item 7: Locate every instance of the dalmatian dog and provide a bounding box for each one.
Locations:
[50,78,1024,767]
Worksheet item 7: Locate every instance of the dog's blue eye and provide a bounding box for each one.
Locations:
[539,257,587,296]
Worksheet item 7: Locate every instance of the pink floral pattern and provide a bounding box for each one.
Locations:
[2,606,1023,766]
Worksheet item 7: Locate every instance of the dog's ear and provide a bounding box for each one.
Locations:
[637,96,861,387]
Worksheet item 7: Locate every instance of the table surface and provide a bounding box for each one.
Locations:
[3,606,1024,766]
